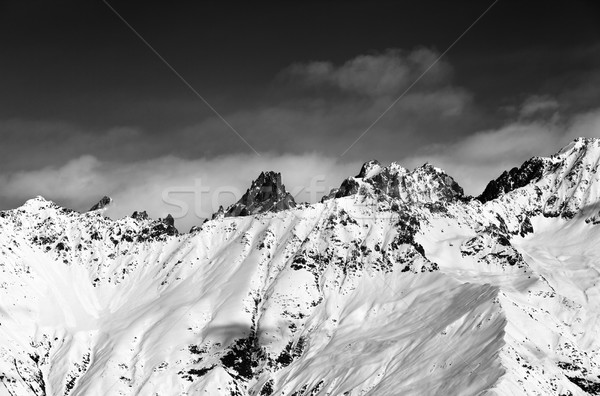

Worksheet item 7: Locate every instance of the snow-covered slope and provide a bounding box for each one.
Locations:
[480,137,600,221]
[1,138,600,395]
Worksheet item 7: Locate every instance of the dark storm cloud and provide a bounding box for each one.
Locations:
[0,48,473,165]
[2,0,598,133]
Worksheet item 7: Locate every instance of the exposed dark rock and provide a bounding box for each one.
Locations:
[163,214,175,227]
[566,376,600,393]
[131,211,149,221]
[89,196,112,211]
[519,216,534,237]
[356,159,381,178]
[148,215,178,238]
[220,334,264,380]
[334,178,360,198]
[260,380,274,396]
[320,188,339,202]
[212,205,225,220]
[332,161,464,203]
[478,158,545,203]
[189,225,202,233]
[398,163,464,202]
[225,171,296,217]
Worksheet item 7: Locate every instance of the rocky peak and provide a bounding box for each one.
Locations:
[406,163,464,201]
[212,205,225,220]
[163,214,175,227]
[225,171,296,217]
[556,136,600,156]
[478,157,545,203]
[131,211,149,221]
[480,138,600,202]
[331,160,464,204]
[131,210,178,237]
[149,214,178,237]
[89,196,112,211]
[478,137,600,219]
[356,160,383,178]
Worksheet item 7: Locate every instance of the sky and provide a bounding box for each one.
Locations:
[1,0,600,231]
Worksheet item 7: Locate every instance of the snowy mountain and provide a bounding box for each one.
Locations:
[1,138,600,395]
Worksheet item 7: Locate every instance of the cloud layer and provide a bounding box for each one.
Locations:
[1,48,600,231]
[0,153,362,231]
[401,107,600,195]
[284,48,451,97]
[3,105,600,231]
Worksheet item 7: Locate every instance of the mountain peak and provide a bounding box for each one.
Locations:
[479,137,600,219]
[356,159,383,178]
[131,210,149,221]
[224,171,296,217]
[556,136,600,156]
[25,195,51,204]
[20,195,58,212]
[332,161,463,203]
[478,157,545,203]
[89,196,112,211]
[212,205,225,220]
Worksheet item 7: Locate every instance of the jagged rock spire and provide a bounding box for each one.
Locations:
[224,171,296,217]
[212,205,225,220]
[89,196,112,211]
[149,214,178,237]
[478,158,545,203]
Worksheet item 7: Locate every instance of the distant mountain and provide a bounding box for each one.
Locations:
[1,138,600,395]
[325,159,464,203]
[88,196,112,212]
[480,137,600,220]
[224,171,296,217]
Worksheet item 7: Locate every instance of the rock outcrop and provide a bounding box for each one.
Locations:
[225,171,296,217]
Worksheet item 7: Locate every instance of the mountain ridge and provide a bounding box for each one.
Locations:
[1,138,599,395]
[18,137,600,228]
